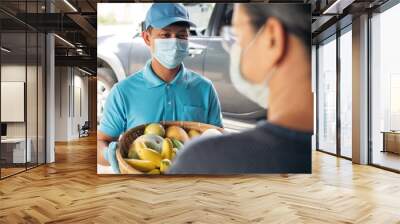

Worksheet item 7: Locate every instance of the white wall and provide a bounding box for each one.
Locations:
[1,65,35,138]
[1,63,46,164]
[54,67,89,141]
[54,66,69,141]
[1,65,26,141]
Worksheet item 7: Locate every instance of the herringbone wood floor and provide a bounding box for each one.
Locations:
[1,135,400,224]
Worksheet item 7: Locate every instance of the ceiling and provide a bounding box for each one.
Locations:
[0,0,97,74]
[0,0,393,73]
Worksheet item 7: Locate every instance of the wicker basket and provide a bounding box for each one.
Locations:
[116,121,224,174]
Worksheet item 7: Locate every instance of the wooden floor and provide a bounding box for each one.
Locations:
[1,163,45,178]
[0,135,400,224]
[1,167,26,178]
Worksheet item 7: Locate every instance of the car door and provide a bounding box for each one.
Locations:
[183,37,207,76]
[203,3,266,120]
[182,3,216,77]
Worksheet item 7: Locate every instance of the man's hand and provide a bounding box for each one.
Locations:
[102,141,120,174]
[97,131,120,174]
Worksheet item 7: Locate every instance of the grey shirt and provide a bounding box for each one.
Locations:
[167,121,312,174]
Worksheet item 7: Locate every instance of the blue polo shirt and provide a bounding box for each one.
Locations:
[99,60,223,138]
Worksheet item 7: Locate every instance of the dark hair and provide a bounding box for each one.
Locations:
[170,21,190,28]
[144,21,190,32]
[240,3,311,51]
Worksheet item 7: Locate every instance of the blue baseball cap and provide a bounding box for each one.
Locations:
[144,3,196,30]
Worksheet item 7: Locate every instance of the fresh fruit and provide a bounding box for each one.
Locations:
[161,138,173,160]
[134,134,163,153]
[160,159,172,174]
[144,123,165,137]
[201,128,222,137]
[122,123,223,174]
[166,126,190,143]
[124,159,156,172]
[171,139,184,150]
[135,142,162,167]
[188,129,201,138]
[147,169,161,175]
[171,148,178,160]
[127,143,139,159]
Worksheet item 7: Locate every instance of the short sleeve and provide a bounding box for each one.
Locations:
[98,85,126,138]
[207,84,223,128]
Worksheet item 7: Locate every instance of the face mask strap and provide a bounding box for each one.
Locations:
[237,25,266,82]
[264,66,277,85]
[242,24,266,54]
[240,25,278,85]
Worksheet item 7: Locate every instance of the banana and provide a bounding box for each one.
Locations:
[171,139,184,150]
[124,159,156,172]
[160,159,172,174]
[147,169,161,175]
[171,148,178,160]
[161,138,173,160]
[135,142,162,167]
[128,143,139,159]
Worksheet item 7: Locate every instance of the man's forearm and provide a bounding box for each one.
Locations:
[97,140,110,166]
[97,131,118,166]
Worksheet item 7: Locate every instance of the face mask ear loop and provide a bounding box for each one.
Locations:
[239,25,276,84]
[265,66,277,85]
[239,25,267,82]
[240,24,279,85]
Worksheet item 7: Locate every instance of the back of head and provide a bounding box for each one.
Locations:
[240,3,311,52]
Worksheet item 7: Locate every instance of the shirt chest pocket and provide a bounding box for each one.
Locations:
[183,105,207,123]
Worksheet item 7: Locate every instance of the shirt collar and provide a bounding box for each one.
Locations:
[144,60,189,89]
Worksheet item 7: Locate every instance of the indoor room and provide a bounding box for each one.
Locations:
[0,0,399,223]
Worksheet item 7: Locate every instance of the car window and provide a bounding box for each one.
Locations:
[184,3,215,36]
[216,4,233,36]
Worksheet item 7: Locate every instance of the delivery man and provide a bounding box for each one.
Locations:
[98,3,223,173]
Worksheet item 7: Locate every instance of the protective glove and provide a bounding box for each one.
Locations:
[102,141,120,174]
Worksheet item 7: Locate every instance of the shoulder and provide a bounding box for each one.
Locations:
[184,68,213,88]
[175,125,290,161]
[168,124,312,174]
[178,131,255,160]
[112,69,145,94]
[168,131,262,174]
[118,69,145,86]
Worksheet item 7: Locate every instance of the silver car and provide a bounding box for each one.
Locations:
[97,3,266,121]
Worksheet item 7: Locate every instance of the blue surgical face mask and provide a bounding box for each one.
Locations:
[229,43,269,109]
[153,38,189,69]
